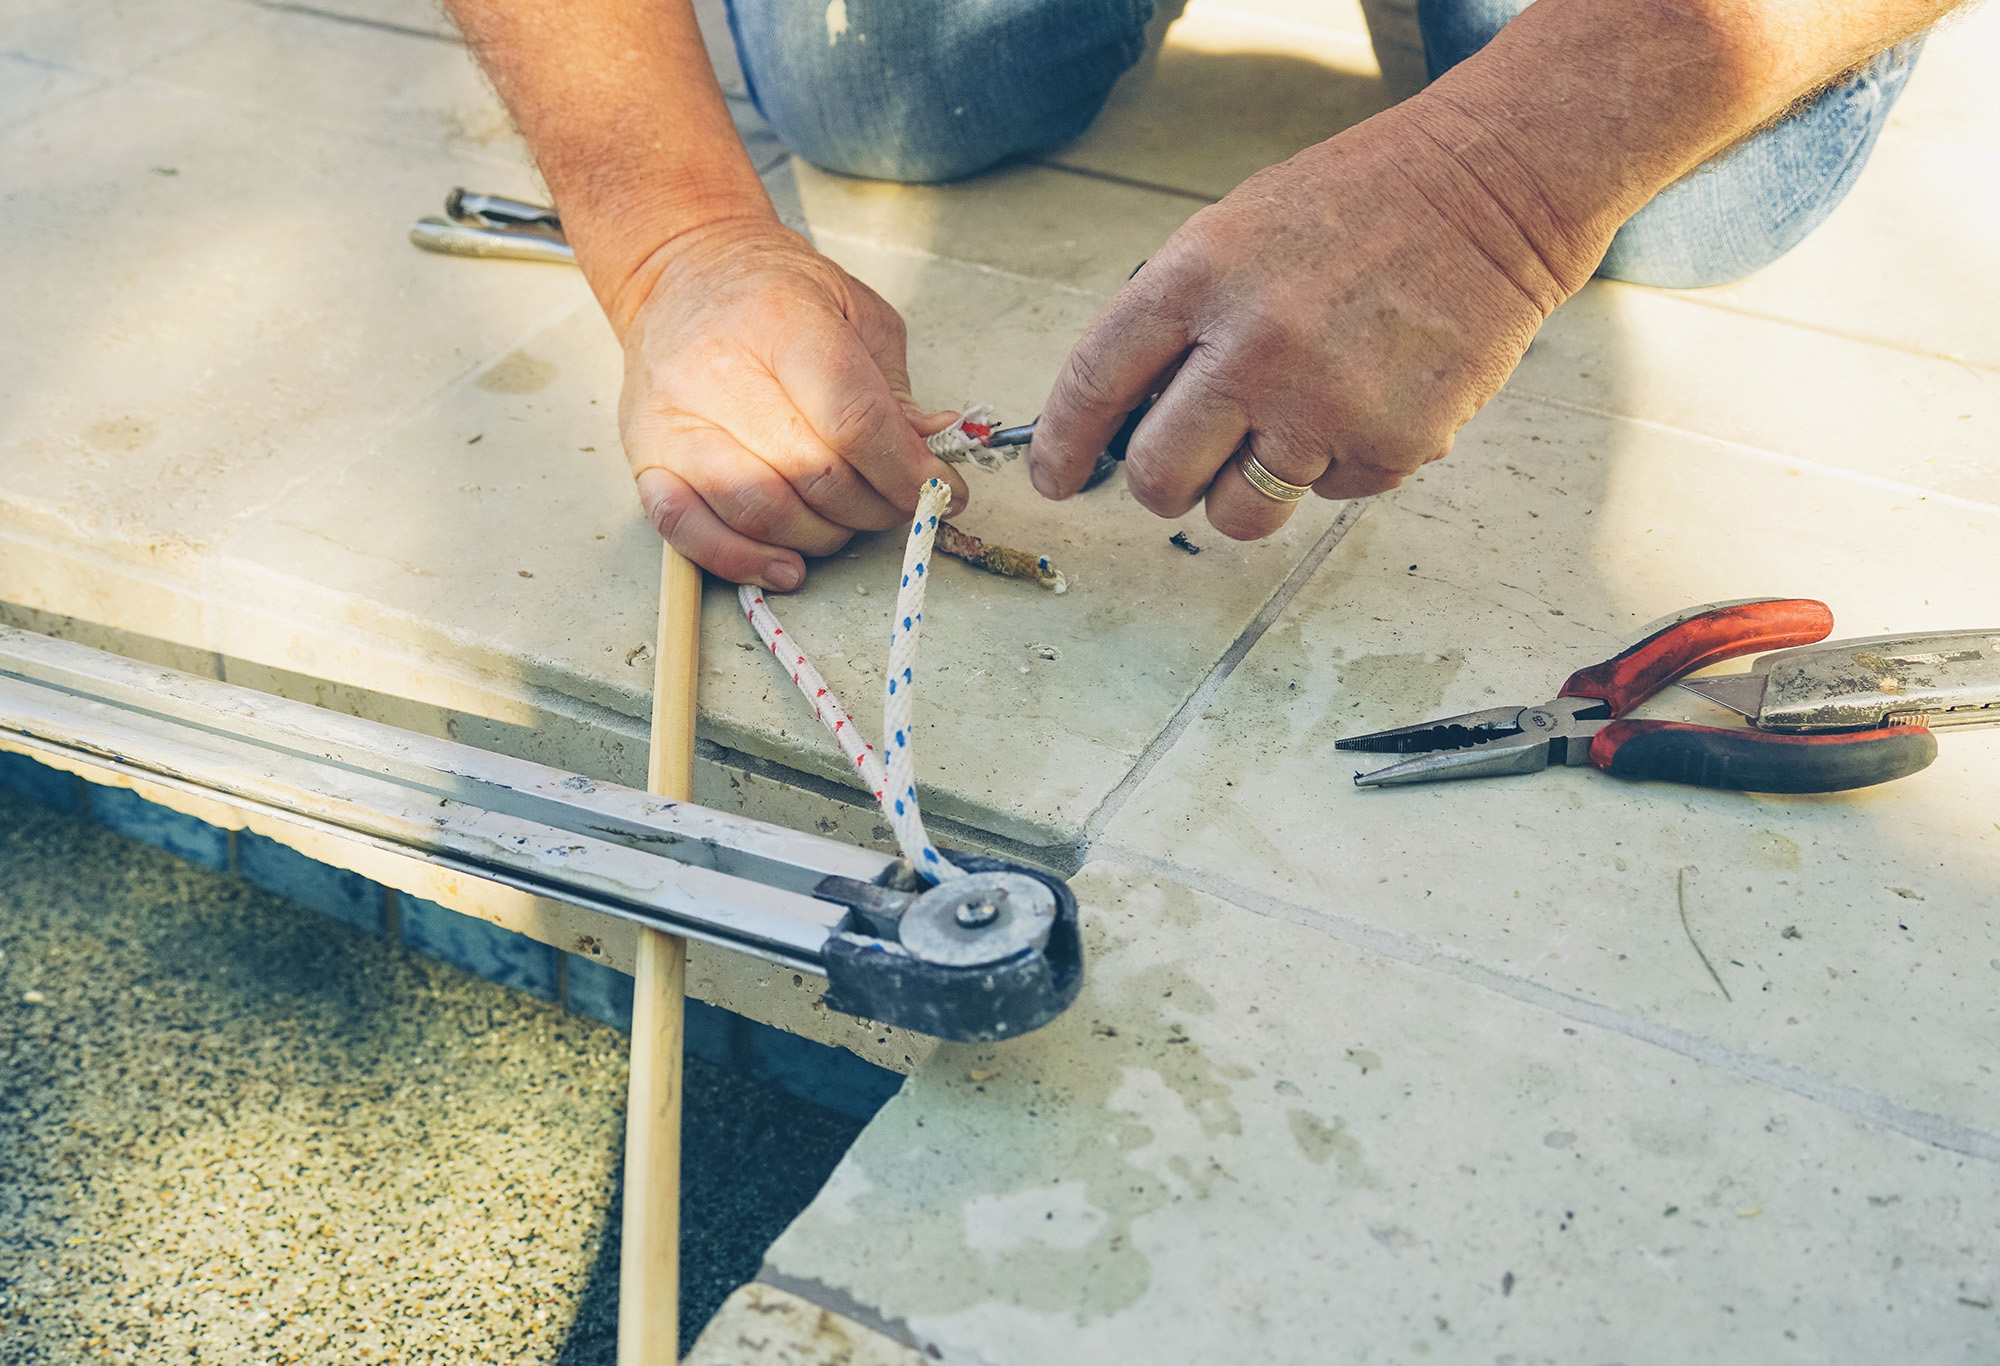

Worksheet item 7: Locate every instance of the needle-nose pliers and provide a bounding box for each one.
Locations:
[1337,598,1939,793]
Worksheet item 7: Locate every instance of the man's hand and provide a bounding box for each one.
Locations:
[1031,99,1584,540]
[1031,0,1963,541]
[442,0,967,588]
[617,219,965,589]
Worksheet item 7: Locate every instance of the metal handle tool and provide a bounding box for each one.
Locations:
[1339,599,1941,793]
[409,187,575,264]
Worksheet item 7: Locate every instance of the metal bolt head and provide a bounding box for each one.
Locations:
[900,873,1057,967]
[955,896,1003,929]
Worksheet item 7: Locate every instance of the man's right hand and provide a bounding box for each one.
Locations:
[613,219,967,590]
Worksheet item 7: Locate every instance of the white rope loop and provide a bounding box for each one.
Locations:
[880,478,960,881]
[735,476,963,883]
[738,586,887,802]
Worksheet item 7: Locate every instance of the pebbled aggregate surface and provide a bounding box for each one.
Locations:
[0,788,866,1363]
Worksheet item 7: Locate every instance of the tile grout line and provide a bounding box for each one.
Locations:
[1501,389,2000,516]
[808,227,1111,301]
[1029,159,1222,206]
[248,0,465,46]
[1079,498,1373,848]
[1099,845,2000,1165]
[1636,286,2000,374]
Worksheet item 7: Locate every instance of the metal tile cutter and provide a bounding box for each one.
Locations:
[0,626,1082,1043]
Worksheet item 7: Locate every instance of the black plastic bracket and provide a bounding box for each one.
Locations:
[817,855,1084,1043]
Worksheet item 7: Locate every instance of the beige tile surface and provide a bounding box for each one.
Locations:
[1517,279,2000,505]
[1658,8,2000,369]
[0,0,245,81]
[794,159,1201,296]
[766,862,2000,1366]
[215,247,1352,848]
[1044,0,1393,200]
[0,78,580,572]
[1095,391,2000,1133]
[146,4,528,163]
[0,53,101,135]
[261,0,463,43]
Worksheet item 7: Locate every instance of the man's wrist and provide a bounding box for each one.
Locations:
[602,208,803,336]
[1403,0,1757,294]
[567,180,781,334]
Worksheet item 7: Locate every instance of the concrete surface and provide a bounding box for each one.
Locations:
[5,0,2000,1361]
[0,786,869,1361]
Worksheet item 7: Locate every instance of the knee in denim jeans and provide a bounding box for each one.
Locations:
[728,0,1151,184]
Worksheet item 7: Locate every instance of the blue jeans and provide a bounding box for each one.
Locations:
[727,0,1919,287]
[1418,0,1922,286]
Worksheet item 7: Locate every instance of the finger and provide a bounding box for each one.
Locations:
[1117,348,1251,519]
[1032,285,1190,500]
[671,426,855,559]
[1203,436,1331,541]
[783,300,970,517]
[1311,454,1413,502]
[634,466,807,591]
[758,433,907,531]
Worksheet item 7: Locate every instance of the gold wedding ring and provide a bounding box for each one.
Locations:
[1240,453,1313,503]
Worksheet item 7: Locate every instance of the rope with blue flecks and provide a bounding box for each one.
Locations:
[737,476,963,883]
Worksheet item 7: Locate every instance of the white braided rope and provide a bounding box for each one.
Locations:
[738,587,888,802]
[736,478,963,883]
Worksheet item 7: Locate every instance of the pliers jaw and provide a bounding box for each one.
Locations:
[1339,698,1610,787]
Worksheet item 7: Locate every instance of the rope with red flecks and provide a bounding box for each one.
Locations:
[737,477,962,883]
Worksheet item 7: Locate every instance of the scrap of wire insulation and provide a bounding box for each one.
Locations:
[925,402,1015,472]
[936,522,1067,593]
[1677,866,1732,1002]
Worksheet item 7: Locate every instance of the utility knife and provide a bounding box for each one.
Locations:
[1680,628,2000,732]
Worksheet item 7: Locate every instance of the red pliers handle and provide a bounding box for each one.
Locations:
[1341,599,1938,793]
[1564,599,1938,791]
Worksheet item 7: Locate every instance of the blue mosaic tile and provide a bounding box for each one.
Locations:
[741,1023,902,1122]
[683,996,736,1066]
[236,832,385,935]
[402,896,559,1000]
[0,752,79,812]
[562,958,899,1121]
[87,786,229,871]
[564,952,633,1030]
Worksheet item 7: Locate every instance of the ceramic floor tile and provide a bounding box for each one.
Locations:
[1669,132,2000,369]
[253,0,463,43]
[1043,0,1393,201]
[207,300,645,717]
[1517,279,2000,506]
[0,79,588,577]
[766,861,2000,1366]
[216,246,1354,849]
[1096,391,2000,1132]
[1877,0,2000,149]
[0,52,100,135]
[0,0,245,81]
[145,3,530,165]
[795,160,1203,297]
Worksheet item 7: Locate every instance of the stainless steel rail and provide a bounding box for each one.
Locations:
[0,625,887,970]
[0,627,1084,1040]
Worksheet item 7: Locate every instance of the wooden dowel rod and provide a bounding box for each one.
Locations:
[619,544,701,1364]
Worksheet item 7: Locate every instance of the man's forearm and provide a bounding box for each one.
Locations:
[1412,0,1964,290]
[444,0,774,330]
